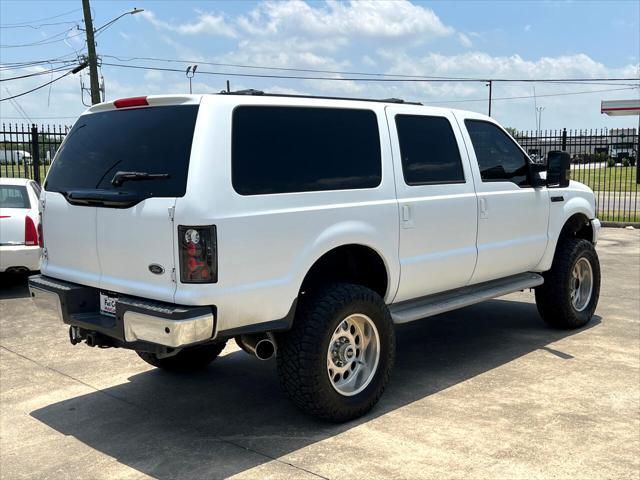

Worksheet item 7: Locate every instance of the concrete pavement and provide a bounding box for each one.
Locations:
[0,228,638,479]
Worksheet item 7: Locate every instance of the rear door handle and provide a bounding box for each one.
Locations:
[401,204,414,229]
[479,197,488,219]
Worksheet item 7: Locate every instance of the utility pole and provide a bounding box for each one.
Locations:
[82,0,101,105]
[487,80,492,117]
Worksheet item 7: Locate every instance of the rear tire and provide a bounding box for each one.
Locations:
[137,341,227,372]
[277,283,395,422]
[535,238,600,329]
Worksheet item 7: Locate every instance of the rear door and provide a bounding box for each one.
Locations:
[43,98,200,302]
[386,106,478,302]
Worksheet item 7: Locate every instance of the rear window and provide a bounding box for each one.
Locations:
[0,185,30,209]
[232,106,382,195]
[45,105,199,197]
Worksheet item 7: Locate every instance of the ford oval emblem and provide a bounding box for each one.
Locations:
[148,264,165,275]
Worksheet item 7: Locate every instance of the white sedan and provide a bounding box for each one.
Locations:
[0,178,42,273]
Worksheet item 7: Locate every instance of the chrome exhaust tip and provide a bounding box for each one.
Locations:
[235,333,276,361]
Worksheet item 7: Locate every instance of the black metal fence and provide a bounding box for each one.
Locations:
[513,128,639,223]
[1,123,638,223]
[0,123,70,184]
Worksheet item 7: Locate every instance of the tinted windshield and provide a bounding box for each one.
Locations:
[45,105,199,197]
[0,185,30,209]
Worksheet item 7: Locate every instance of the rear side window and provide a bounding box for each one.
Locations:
[0,186,30,209]
[395,115,465,185]
[232,106,381,195]
[45,105,199,197]
[465,119,530,186]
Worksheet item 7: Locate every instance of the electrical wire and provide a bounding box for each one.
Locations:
[0,63,87,102]
[427,86,639,104]
[101,54,640,86]
[0,8,82,28]
[0,20,81,30]
[0,65,73,82]
[0,28,84,48]
[102,62,640,86]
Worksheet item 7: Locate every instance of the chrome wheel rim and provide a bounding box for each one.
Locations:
[327,314,380,397]
[570,257,594,312]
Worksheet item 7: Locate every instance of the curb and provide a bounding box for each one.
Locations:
[601,221,638,229]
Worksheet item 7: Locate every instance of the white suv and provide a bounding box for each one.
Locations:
[29,92,601,421]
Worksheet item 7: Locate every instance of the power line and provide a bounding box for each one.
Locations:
[0,63,87,102]
[101,54,640,86]
[427,86,639,104]
[102,62,640,86]
[0,8,82,28]
[3,87,33,123]
[0,28,84,48]
[0,20,81,30]
[0,65,72,82]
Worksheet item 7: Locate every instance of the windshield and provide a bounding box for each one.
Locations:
[45,105,199,198]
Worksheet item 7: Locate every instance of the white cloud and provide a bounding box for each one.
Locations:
[143,70,163,82]
[458,33,473,48]
[524,24,532,32]
[237,0,453,45]
[362,55,377,67]
[141,10,236,38]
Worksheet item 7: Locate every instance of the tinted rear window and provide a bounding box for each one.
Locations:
[0,185,30,209]
[232,106,381,195]
[45,105,199,197]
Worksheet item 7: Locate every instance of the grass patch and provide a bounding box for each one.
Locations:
[597,211,640,223]
[572,166,638,192]
[0,164,49,181]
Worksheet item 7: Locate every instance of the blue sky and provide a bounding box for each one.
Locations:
[1,0,638,129]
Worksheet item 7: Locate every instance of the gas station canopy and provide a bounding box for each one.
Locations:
[601,99,640,116]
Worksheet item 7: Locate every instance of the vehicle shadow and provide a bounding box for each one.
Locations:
[31,299,601,480]
[0,272,32,300]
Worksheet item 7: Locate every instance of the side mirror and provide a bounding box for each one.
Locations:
[547,150,570,188]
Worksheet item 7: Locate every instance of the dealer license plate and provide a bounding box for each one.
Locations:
[100,292,117,317]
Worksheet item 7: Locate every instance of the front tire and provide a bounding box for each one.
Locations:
[535,238,600,329]
[137,341,227,372]
[277,283,395,422]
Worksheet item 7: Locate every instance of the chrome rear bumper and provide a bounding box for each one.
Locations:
[29,275,215,349]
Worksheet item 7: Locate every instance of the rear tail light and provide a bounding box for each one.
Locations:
[37,216,44,248]
[24,216,38,246]
[178,226,217,283]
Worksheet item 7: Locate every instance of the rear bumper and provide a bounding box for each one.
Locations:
[0,245,40,272]
[28,274,216,351]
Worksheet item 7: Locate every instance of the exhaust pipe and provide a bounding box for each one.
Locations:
[235,333,276,361]
[6,267,29,274]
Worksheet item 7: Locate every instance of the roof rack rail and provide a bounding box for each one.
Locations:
[217,91,422,105]
[220,88,265,95]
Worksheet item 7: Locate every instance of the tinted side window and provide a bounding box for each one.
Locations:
[395,115,465,185]
[465,120,530,186]
[232,106,381,195]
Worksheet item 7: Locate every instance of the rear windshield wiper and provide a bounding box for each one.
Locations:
[111,171,170,187]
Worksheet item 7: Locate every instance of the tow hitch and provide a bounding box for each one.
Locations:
[69,326,112,348]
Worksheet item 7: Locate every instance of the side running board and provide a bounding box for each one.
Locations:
[390,272,544,324]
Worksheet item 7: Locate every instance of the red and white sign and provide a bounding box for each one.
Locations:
[601,99,640,116]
